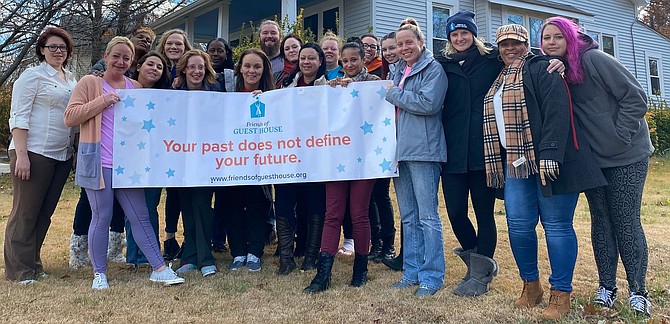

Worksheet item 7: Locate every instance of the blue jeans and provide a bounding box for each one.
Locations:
[504,175,579,292]
[394,161,445,290]
[125,188,160,265]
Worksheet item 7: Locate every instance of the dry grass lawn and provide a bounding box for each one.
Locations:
[0,158,669,323]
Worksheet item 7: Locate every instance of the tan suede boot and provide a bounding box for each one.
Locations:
[541,289,571,320]
[514,280,543,308]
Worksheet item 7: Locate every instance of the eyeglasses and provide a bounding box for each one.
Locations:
[207,48,226,54]
[43,45,67,52]
[186,64,205,71]
[362,43,378,50]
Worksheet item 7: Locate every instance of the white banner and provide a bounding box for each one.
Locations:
[112,80,398,187]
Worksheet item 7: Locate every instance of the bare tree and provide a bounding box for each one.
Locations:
[0,0,189,87]
[0,0,70,86]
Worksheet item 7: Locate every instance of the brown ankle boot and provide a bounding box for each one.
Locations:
[541,289,571,320]
[514,280,543,308]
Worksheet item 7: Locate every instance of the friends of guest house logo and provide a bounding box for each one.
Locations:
[233,96,283,135]
[250,97,266,118]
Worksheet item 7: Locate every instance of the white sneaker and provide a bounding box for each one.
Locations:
[18,279,37,285]
[201,265,217,277]
[150,267,185,286]
[629,293,651,317]
[92,272,109,290]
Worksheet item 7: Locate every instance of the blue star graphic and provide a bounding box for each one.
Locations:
[166,168,175,178]
[137,141,146,150]
[383,117,391,126]
[145,167,151,172]
[357,157,362,163]
[382,137,388,142]
[154,153,160,158]
[376,87,387,99]
[167,118,176,126]
[129,172,142,184]
[360,121,374,135]
[115,166,125,175]
[120,140,126,146]
[350,89,359,98]
[122,96,136,108]
[146,101,156,110]
[337,164,346,173]
[142,119,156,133]
[121,116,127,122]
[375,146,383,155]
[379,159,392,172]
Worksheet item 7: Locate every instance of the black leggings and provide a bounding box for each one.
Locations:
[441,170,497,258]
[586,159,649,294]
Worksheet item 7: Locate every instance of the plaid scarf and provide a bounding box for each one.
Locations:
[482,53,537,188]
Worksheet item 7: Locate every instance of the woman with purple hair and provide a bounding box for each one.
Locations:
[541,17,654,317]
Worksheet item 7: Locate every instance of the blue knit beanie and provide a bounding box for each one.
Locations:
[446,11,478,37]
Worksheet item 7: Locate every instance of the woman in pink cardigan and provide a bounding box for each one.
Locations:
[64,36,184,290]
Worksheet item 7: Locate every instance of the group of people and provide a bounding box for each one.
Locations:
[4,10,653,320]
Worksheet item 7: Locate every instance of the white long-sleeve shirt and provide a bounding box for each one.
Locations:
[9,62,77,161]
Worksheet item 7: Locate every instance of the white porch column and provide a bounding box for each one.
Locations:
[218,1,230,39]
[184,16,194,41]
[281,0,298,27]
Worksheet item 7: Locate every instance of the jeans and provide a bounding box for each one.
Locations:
[505,174,579,292]
[125,188,161,265]
[394,161,445,290]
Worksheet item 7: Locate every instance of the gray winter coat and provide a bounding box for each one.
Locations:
[570,38,654,168]
[385,48,448,162]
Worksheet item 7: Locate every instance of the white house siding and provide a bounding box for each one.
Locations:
[480,0,667,99]
[343,0,372,39]
[372,0,428,38]
[460,0,474,12]
[632,21,670,102]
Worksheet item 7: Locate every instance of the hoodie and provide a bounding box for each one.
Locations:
[567,34,654,168]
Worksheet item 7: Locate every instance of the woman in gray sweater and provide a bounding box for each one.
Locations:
[541,17,654,317]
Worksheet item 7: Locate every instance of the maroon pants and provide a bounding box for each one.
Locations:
[321,180,375,256]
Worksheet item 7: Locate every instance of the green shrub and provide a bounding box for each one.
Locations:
[0,85,11,151]
[647,95,670,156]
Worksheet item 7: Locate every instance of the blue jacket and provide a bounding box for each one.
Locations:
[385,48,448,162]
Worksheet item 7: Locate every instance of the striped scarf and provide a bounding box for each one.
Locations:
[482,53,537,188]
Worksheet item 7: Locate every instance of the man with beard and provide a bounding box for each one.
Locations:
[361,33,382,77]
[91,27,156,77]
[258,20,284,75]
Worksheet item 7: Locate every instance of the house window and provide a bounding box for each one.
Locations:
[505,13,546,51]
[302,2,339,36]
[304,14,318,35]
[587,31,616,57]
[649,57,661,95]
[602,35,615,57]
[323,7,338,34]
[432,5,451,53]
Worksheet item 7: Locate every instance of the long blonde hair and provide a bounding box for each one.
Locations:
[442,36,492,57]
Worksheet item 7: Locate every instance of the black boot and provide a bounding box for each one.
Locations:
[163,237,181,261]
[300,213,324,271]
[351,253,369,287]
[382,227,402,271]
[378,235,396,262]
[367,237,383,261]
[275,216,296,275]
[304,252,334,293]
